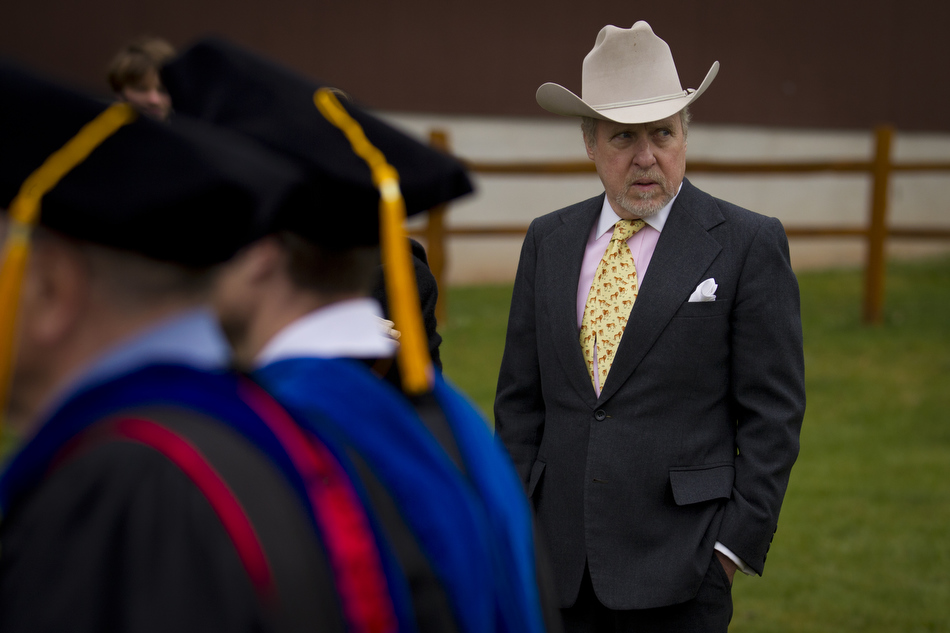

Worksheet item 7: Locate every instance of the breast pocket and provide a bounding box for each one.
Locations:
[673,300,732,318]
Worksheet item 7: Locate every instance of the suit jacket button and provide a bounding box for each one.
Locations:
[594,409,607,421]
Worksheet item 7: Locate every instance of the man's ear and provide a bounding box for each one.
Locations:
[583,121,598,160]
[585,131,597,160]
[235,236,285,284]
[21,238,89,347]
[210,235,286,326]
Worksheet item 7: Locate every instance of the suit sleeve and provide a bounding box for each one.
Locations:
[373,238,443,371]
[494,220,547,488]
[409,238,444,371]
[719,216,806,574]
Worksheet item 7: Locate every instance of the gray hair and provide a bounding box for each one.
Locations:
[680,105,692,136]
[581,116,599,149]
[581,105,692,147]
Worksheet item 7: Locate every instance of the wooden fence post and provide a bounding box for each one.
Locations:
[427,129,450,325]
[863,126,894,325]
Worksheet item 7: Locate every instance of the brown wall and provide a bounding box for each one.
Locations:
[2,0,946,131]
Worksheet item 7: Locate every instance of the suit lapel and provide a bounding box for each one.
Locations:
[543,195,602,408]
[598,180,725,404]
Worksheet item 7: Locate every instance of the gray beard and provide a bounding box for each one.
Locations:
[614,169,675,218]
[615,187,672,219]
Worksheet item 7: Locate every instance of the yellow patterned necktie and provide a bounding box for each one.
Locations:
[580,218,646,388]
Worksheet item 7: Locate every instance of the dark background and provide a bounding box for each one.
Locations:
[2,0,946,131]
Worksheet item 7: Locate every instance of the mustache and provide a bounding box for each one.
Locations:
[624,171,668,188]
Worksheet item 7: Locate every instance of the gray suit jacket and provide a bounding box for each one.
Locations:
[494,179,805,610]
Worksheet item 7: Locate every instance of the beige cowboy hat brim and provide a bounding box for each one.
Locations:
[536,61,719,124]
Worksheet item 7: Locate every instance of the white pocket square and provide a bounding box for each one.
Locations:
[688,278,718,302]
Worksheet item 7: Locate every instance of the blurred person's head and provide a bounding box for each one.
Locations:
[1,59,302,433]
[4,223,212,432]
[213,233,380,370]
[107,36,175,120]
[162,38,474,379]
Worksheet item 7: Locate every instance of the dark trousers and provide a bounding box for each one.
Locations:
[561,556,733,633]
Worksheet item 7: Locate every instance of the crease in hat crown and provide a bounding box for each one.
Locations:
[536,21,719,124]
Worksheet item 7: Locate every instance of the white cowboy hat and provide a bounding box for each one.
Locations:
[536,21,719,124]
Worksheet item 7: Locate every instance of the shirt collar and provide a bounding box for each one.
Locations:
[42,307,230,419]
[595,182,682,240]
[255,297,398,368]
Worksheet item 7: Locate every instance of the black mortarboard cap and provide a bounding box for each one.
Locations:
[0,59,307,422]
[161,38,473,248]
[0,59,303,267]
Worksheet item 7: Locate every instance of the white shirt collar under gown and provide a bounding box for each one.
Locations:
[255,298,399,368]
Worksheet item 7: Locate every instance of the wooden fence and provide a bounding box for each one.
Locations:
[414,126,950,325]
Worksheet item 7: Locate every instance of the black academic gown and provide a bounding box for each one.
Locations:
[0,405,346,633]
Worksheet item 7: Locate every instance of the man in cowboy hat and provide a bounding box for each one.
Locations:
[495,21,805,631]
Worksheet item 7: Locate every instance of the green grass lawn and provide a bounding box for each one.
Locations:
[440,256,950,633]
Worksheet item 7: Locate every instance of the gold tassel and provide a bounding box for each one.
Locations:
[0,102,137,430]
[0,224,32,430]
[313,89,433,395]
